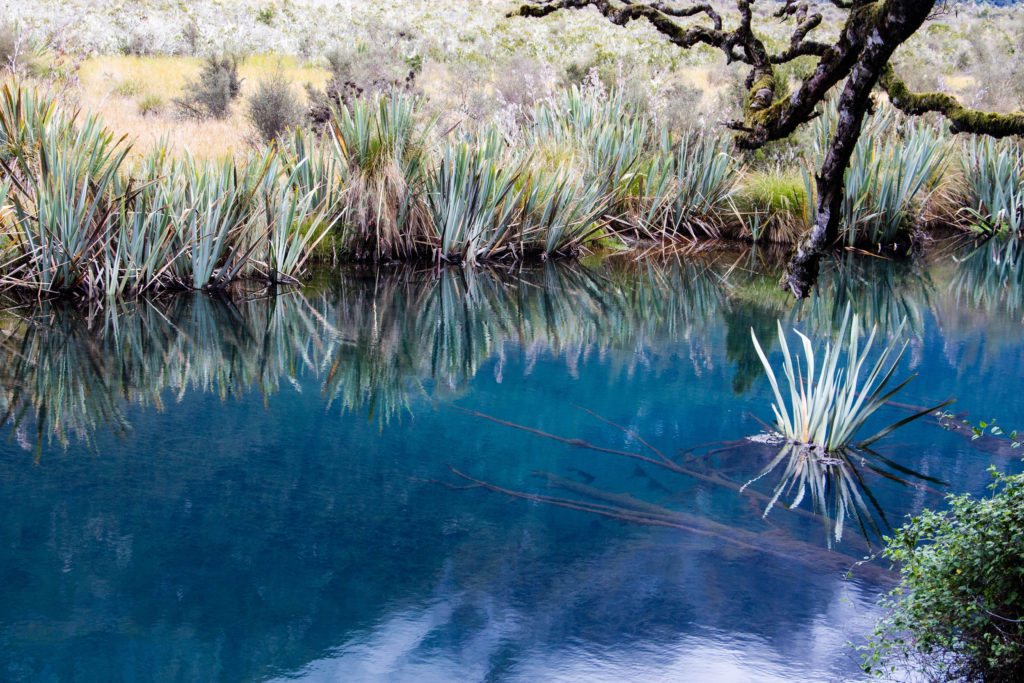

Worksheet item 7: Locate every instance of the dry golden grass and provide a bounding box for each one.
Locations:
[74,54,330,158]
[68,54,727,158]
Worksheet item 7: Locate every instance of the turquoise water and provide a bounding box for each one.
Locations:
[1,244,1021,682]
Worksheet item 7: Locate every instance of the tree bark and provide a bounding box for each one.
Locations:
[783,0,936,297]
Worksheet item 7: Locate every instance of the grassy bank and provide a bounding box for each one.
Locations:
[0,79,1022,300]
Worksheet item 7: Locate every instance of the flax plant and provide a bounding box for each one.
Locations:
[751,306,947,453]
[530,87,651,214]
[962,136,1024,235]
[428,131,525,264]
[1,110,131,294]
[327,93,431,259]
[260,160,339,284]
[166,154,271,289]
[806,101,950,247]
[521,166,609,257]
[641,130,738,239]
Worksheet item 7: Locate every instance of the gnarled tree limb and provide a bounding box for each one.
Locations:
[880,66,1024,137]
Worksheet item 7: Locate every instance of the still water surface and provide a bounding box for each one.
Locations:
[1,243,1021,682]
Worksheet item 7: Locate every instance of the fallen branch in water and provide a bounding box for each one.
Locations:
[447,465,893,581]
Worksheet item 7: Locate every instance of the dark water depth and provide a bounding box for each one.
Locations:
[1,242,1022,682]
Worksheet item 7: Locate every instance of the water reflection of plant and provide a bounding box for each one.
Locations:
[0,253,737,447]
[742,440,944,547]
[796,252,935,339]
[950,236,1024,318]
[449,405,940,557]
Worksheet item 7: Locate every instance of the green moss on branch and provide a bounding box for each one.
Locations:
[881,66,1024,137]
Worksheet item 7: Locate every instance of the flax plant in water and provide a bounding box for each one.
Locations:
[751,306,946,453]
[748,306,950,545]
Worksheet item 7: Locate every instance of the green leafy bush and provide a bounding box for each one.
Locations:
[137,94,164,117]
[866,468,1024,682]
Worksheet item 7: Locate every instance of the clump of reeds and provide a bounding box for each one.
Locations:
[750,305,949,453]
[0,84,335,298]
[427,130,526,264]
[326,92,431,260]
[639,130,739,239]
[961,136,1024,235]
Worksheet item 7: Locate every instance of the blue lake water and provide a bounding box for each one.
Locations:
[1,243,1021,682]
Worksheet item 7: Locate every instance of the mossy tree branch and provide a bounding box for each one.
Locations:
[880,66,1024,137]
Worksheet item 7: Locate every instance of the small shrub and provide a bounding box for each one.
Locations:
[174,54,242,120]
[247,72,301,142]
[0,21,16,71]
[180,21,201,56]
[866,467,1024,682]
[256,6,276,26]
[137,94,163,117]
[113,78,144,98]
[306,36,421,125]
[119,31,154,57]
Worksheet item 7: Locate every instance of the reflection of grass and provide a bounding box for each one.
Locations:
[0,255,736,446]
[951,237,1024,318]
[796,252,935,340]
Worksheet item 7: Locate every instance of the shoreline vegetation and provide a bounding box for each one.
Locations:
[0,78,1021,301]
[1,2,1023,301]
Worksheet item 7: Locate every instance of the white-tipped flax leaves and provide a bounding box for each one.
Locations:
[962,136,1024,235]
[751,304,951,453]
[428,129,526,265]
[747,305,952,545]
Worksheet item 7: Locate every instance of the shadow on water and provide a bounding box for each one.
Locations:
[0,243,1013,681]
